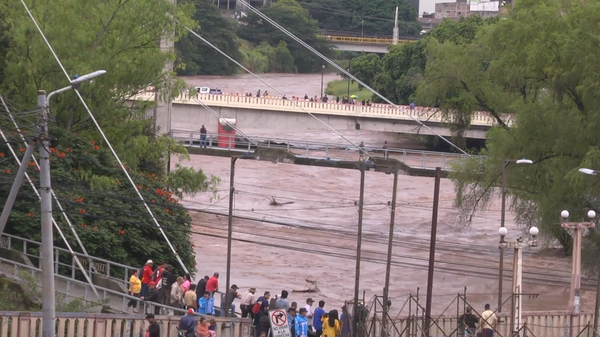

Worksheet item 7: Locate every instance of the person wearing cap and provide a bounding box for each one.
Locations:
[288,307,298,337]
[240,287,257,318]
[305,298,315,332]
[223,284,240,317]
[178,308,197,337]
[297,307,309,337]
[141,260,154,298]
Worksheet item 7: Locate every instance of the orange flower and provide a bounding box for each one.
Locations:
[76,197,84,203]
[28,213,33,218]
[66,148,73,152]
[28,161,35,166]
[119,230,125,235]
[93,145,100,150]
[57,152,66,158]
[90,140,95,145]
[19,147,25,152]
[166,209,170,213]
[136,185,141,189]
[82,224,87,228]
[49,148,57,153]
[152,200,156,203]
[151,173,156,177]
[3,169,10,173]
[93,226,98,230]
[78,209,86,214]
[114,180,119,185]
[72,132,77,135]
[73,169,77,172]
[0,153,4,157]
[35,167,39,171]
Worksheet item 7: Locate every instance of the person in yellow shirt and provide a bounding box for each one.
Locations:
[322,311,341,337]
[127,270,142,313]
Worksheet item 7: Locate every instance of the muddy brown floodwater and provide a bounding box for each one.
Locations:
[173,155,593,316]
[173,74,592,316]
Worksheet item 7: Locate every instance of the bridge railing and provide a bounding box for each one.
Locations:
[171,130,481,171]
[0,311,251,337]
[0,234,231,313]
[131,91,513,128]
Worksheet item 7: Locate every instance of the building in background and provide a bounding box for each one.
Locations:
[434,0,469,18]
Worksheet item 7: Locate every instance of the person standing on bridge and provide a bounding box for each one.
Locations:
[200,125,207,148]
[382,141,389,159]
[358,142,365,162]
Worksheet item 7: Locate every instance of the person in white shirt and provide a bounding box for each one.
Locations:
[480,303,497,337]
[240,287,257,319]
[305,298,315,332]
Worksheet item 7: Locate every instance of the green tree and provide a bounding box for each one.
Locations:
[0,0,213,274]
[238,0,333,73]
[298,0,420,37]
[438,0,600,259]
[176,0,242,76]
[348,53,382,91]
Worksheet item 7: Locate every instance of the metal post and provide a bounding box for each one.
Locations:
[498,160,508,313]
[424,167,441,337]
[593,262,600,337]
[0,143,36,234]
[382,166,399,337]
[39,90,56,337]
[320,65,325,99]
[352,163,366,337]
[511,245,523,334]
[225,157,237,317]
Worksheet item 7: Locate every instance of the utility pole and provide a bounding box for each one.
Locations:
[392,6,399,45]
[423,167,441,337]
[352,162,366,337]
[560,209,596,337]
[381,166,399,337]
[38,90,56,337]
[225,157,237,317]
[498,227,538,335]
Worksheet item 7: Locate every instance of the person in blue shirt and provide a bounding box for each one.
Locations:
[198,291,215,315]
[313,300,326,337]
[297,308,309,337]
[288,307,298,337]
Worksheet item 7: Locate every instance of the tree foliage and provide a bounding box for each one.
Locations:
[0,0,214,274]
[238,0,333,73]
[298,0,420,37]
[176,0,242,76]
[422,0,600,258]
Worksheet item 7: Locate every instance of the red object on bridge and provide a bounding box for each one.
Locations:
[218,118,236,148]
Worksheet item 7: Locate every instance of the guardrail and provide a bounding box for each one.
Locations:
[0,234,232,314]
[0,311,250,337]
[132,92,513,128]
[171,130,481,171]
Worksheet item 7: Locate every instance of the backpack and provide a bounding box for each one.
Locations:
[252,301,262,314]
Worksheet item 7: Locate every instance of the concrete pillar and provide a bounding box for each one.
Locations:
[155,0,175,136]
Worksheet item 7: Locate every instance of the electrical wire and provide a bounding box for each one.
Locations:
[19,0,190,275]
[0,99,102,300]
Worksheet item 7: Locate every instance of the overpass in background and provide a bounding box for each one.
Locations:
[131,92,513,139]
[319,34,418,54]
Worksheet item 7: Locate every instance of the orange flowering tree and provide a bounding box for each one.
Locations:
[0,127,214,276]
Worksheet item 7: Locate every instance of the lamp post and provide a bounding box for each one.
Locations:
[578,168,600,337]
[498,226,539,335]
[346,65,351,100]
[560,209,596,336]
[381,165,400,337]
[498,158,533,313]
[361,20,364,54]
[320,64,325,100]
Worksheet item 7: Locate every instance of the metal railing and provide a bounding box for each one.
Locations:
[131,92,512,128]
[0,234,232,315]
[171,130,481,171]
[0,311,251,337]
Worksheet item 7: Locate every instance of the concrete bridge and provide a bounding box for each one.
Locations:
[133,92,512,140]
[319,35,417,53]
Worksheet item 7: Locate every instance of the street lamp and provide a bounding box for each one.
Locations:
[498,226,539,335]
[41,70,106,336]
[498,158,533,313]
[560,208,596,336]
[320,65,325,100]
[579,168,600,337]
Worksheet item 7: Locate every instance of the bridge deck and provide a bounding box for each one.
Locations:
[172,130,480,173]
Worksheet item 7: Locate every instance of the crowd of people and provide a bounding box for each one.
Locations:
[127,261,356,337]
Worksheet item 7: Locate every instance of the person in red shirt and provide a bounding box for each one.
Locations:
[205,272,219,296]
[141,260,154,297]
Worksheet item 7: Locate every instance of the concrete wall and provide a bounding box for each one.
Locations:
[171,103,488,139]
